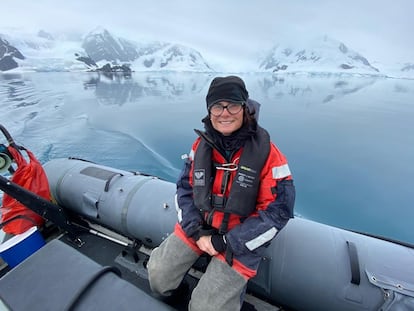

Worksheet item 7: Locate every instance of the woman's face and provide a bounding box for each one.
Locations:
[209,101,244,136]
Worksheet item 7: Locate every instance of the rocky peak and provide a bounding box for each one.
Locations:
[82,28,138,62]
[0,37,25,71]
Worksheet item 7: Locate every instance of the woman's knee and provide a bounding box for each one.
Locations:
[148,233,199,296]
[189,257,247,311]
[147,246,171,295]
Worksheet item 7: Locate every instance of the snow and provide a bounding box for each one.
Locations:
[1,28,413,79]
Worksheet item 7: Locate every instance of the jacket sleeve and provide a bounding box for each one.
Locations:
[176,149,203,239]
[226,144,295,256]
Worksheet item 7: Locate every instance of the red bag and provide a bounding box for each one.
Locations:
[1,147,50,234]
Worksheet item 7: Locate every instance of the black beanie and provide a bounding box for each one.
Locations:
[206,76,249,109]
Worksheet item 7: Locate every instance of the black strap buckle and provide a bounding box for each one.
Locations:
[211,194,227,209]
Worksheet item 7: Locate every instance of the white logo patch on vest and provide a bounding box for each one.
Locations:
[194,169,205,186]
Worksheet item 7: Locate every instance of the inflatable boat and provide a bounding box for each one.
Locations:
[1,138,414,310]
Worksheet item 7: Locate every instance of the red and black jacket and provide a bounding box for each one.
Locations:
[176,126,295,256]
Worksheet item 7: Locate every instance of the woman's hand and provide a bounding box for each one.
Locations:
[196,235,219,256]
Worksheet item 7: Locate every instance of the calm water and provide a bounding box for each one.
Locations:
[1,71,413,244]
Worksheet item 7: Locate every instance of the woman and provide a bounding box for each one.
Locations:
[148,76,295,311]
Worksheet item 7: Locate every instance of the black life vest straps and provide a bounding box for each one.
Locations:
[192,127,271,230]
[225,127,270,216]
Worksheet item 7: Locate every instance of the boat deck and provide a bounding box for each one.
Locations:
[1,219,283,311]
[57,230,281,311]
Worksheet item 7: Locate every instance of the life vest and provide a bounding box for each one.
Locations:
[192,126,270,232]
[1,147,48,234]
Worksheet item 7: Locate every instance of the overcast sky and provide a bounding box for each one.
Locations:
[2,0,413,67]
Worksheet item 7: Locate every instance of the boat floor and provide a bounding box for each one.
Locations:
[56,230,281,311]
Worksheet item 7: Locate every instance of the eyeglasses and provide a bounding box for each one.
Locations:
[209,102,244,117]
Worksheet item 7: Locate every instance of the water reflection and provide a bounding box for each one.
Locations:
[1,72,414,244]
[82,72,213,106]
[76,72,390,107]
[0,73,24,81]
[255,74,379,104]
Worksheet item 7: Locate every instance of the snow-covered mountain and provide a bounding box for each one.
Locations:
[0,37,25,71]
[82,27,139,63]
[0,28,214,72]
[1,28,413,79]
[259,36,381,76]
[133,43,214,71]
[0,29,88,72]
[80,28,213,72]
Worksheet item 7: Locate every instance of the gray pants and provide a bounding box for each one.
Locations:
[148,233,247,311]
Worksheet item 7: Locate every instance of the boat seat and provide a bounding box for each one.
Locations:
[0,239,175,311]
